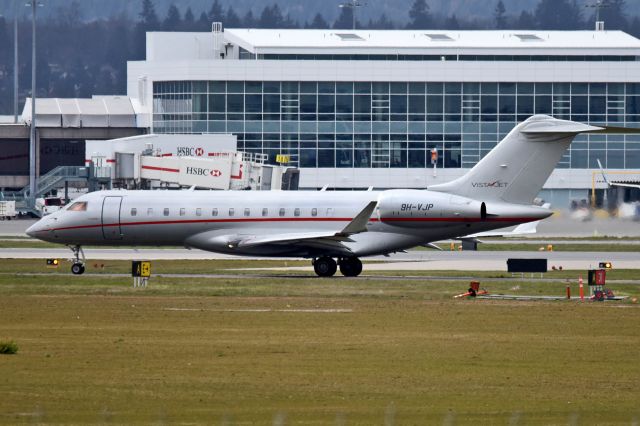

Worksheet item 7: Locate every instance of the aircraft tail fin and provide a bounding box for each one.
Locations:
[429,115,638,205]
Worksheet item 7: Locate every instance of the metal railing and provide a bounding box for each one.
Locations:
[1,166,89,215]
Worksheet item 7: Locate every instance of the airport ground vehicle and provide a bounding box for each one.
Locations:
[0,201,16,220]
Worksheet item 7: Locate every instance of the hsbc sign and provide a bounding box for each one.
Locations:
[172,155,234,190]
[185,167,223,178]
[176,147,205,157]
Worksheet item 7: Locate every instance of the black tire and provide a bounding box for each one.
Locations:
[313,257,337,277]
[468,288,477,297]
[71,263,85,275]
[339,257,363,277]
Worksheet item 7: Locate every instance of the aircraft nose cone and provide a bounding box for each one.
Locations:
[26,220,46,238]
[25,222,39,238]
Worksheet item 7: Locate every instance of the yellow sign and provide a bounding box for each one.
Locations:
[132,260,152,277]
[276,154,290,164]
[141,261,151,277]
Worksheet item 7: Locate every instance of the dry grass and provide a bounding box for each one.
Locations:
[0,261,639,423]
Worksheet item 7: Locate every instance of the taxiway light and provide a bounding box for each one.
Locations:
[599,261,612,269]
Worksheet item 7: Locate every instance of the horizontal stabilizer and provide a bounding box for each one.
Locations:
[522,122,640,135]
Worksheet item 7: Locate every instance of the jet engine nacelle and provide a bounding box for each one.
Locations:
[376,189,486,228]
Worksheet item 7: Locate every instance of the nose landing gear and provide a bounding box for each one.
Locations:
[68,245,86,275]
[312,256,363,277]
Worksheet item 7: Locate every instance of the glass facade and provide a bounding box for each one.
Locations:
[153,80,640,169]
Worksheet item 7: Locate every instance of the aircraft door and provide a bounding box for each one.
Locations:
[102,196,123,240]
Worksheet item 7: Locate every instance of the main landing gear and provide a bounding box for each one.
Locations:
[312,256,362,277]
[68,245,86,275]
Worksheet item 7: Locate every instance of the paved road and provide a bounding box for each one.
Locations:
[0,247,636,271]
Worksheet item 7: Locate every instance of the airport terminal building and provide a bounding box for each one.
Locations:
[128,28,640,204]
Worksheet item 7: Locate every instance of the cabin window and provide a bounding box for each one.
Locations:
[229,208,235,216]
[262,208,268,217]
[164,208,169,216]
[279,208,285,217]
[147,208,153,216]
[180,208,186,216]
[131,208,137,216]
[212,208,218,216]
[67,201,87,211]
[311,208,317,217]
[244,208,250,217]
[294,208,300,217]
[196,208,202,217]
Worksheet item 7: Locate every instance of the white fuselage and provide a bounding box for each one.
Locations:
[27,189,549,258]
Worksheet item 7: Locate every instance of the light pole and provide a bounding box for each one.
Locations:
[27,0,42,202]
[14,1,18,123]
[339,0,365,30]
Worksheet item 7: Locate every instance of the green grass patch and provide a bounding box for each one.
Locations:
[1,259,640,422]
[0,290,639,422]
[0,340,18,354]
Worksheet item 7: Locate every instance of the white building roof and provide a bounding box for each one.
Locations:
[22,96,137,128]
[224,29,640,55]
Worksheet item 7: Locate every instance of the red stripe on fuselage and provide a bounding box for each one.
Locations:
[45,216,539,233]
[380,217,527,223]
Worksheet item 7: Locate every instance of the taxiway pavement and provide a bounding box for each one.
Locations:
[0,247,635,271]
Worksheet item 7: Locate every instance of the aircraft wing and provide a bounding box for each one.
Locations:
[597,159,640,189]
[462,221,540,240]
[230,201,378,250]
[236,231,354,248]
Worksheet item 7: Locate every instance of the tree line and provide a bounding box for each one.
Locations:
[0,0,639,115]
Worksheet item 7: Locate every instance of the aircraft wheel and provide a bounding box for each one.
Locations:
[339,257,363,277]
[313,257,337,277]
[71,263,85,275]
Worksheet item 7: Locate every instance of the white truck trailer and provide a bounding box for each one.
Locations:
[0,201,17,220]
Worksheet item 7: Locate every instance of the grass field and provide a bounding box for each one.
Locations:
[1,259,639,424]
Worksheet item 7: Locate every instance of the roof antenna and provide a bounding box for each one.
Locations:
[585,0,610,31]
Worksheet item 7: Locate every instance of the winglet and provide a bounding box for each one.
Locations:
[420,243,443,251]
[597,159,610,187]
[339,201,377,235]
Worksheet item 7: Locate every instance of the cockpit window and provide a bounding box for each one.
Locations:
[67,202,87,211]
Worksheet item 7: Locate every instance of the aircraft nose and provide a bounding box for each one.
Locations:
[25,222,39,238]
[26,219,46,238]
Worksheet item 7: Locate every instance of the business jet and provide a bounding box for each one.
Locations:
[26,115,633,277]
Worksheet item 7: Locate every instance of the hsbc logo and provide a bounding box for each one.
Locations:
[177,147,205,157]
[185,167,222,178]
